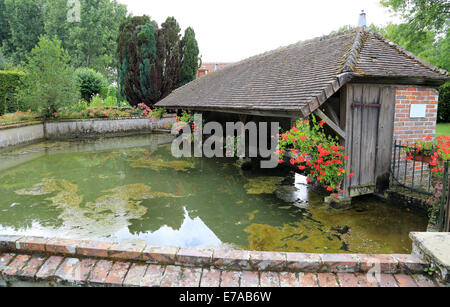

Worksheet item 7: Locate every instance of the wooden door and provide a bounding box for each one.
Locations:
[343,84,395,193]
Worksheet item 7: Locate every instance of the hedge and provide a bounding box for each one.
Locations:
[438,82,450,123]
[0,70,26,116]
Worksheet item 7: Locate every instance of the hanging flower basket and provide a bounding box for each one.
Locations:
[410,151,436,164]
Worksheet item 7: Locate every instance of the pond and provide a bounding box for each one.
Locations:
[0,134,428,254]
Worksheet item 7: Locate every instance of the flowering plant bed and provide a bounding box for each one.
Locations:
[403,135,450,173]
[278,115,352,197]
[0,104,169,125]
[0,110,39,125]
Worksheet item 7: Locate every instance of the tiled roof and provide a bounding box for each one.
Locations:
[156,28,448,116]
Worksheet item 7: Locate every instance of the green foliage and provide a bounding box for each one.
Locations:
[0,51,9,70]
[161,17,182,98]
[0,70,25,115]
[153,107,167,120]
[0,110,38,124]
[423,266,435,276]
[0,0,10,46]
[438,82,450,123]
[76,68,108,102]
[278,115,349,194]
[138,23,158,99]
[1,0,127,81]
[179,27,200,87]
[369,22,449,122]
[99,86,118,99]
[90,95,118,107]
[372,23,439,65]
[64,0,127,80]
[18,36,79,118]
[381,0,449,34]
[118,16,199,107]
[2,0,45,63]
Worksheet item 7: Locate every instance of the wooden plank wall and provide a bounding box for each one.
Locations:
[342,84,395,193]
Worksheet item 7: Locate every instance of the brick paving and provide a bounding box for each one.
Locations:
[0,236,443,287]
[0,251,440,287]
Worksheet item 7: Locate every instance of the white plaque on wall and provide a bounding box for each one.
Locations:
[410,104,427,118]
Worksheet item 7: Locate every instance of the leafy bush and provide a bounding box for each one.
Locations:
[99,86,117,99]
[76,68,107,102]
[0,51,9,70]
[0,70,25,115]
[438,82,450,123]
[18,36,79,118]
[90,94,118,107]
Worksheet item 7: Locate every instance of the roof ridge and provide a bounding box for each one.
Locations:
[341,28,366,73]
[363,27,449,77]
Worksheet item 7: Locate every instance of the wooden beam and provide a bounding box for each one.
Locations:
[325,103,340,126]
[171,107,303,119]
[314,108,346,139]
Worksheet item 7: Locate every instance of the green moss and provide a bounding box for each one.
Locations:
[244,177,284,194]
[130,157,195,172]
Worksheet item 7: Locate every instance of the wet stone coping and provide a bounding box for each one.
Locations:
[0,252,439,287]
[410,232,450,283]
[0,236,427,274]
[0,114,176,131]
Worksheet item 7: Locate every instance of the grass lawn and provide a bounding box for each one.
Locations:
[436,123,450,137]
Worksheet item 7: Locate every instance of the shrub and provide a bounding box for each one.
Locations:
[90,94,118,107]
[76,68,107,102]
[438,82,450,123]
[17,36,79,118]
[99,86,117,99]
[0,70,26,115]
[0,51,9,70]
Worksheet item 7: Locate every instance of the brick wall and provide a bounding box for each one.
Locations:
[393,86,439,142]
[392,86,439,187]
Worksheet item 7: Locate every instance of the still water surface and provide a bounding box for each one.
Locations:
[0,134,427,253]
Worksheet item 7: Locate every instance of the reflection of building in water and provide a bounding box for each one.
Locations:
[133,207,222,248]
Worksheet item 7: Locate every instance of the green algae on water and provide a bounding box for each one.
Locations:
[0,136,428,252]
[129,157,195,172]
[244,177,284,194]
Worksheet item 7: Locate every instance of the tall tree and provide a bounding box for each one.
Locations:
[18,36,79,118]
[117,16,200,107]
[381,0,450,34]
[67,0,127,78]
[0,0,10,48]
[371,23,440,68]
[117,15,155,105]
[160,17,182,98]
[179,27,200,87]
[2,0,127,80]
[3,0,45,63]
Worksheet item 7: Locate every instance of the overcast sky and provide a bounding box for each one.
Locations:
[117,0,402,63]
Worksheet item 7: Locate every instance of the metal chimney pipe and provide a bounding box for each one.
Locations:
[358,10,367,27]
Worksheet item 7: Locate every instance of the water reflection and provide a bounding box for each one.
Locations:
[0,136,428,253]
[0,207,222,248]
[133,207,222,247]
